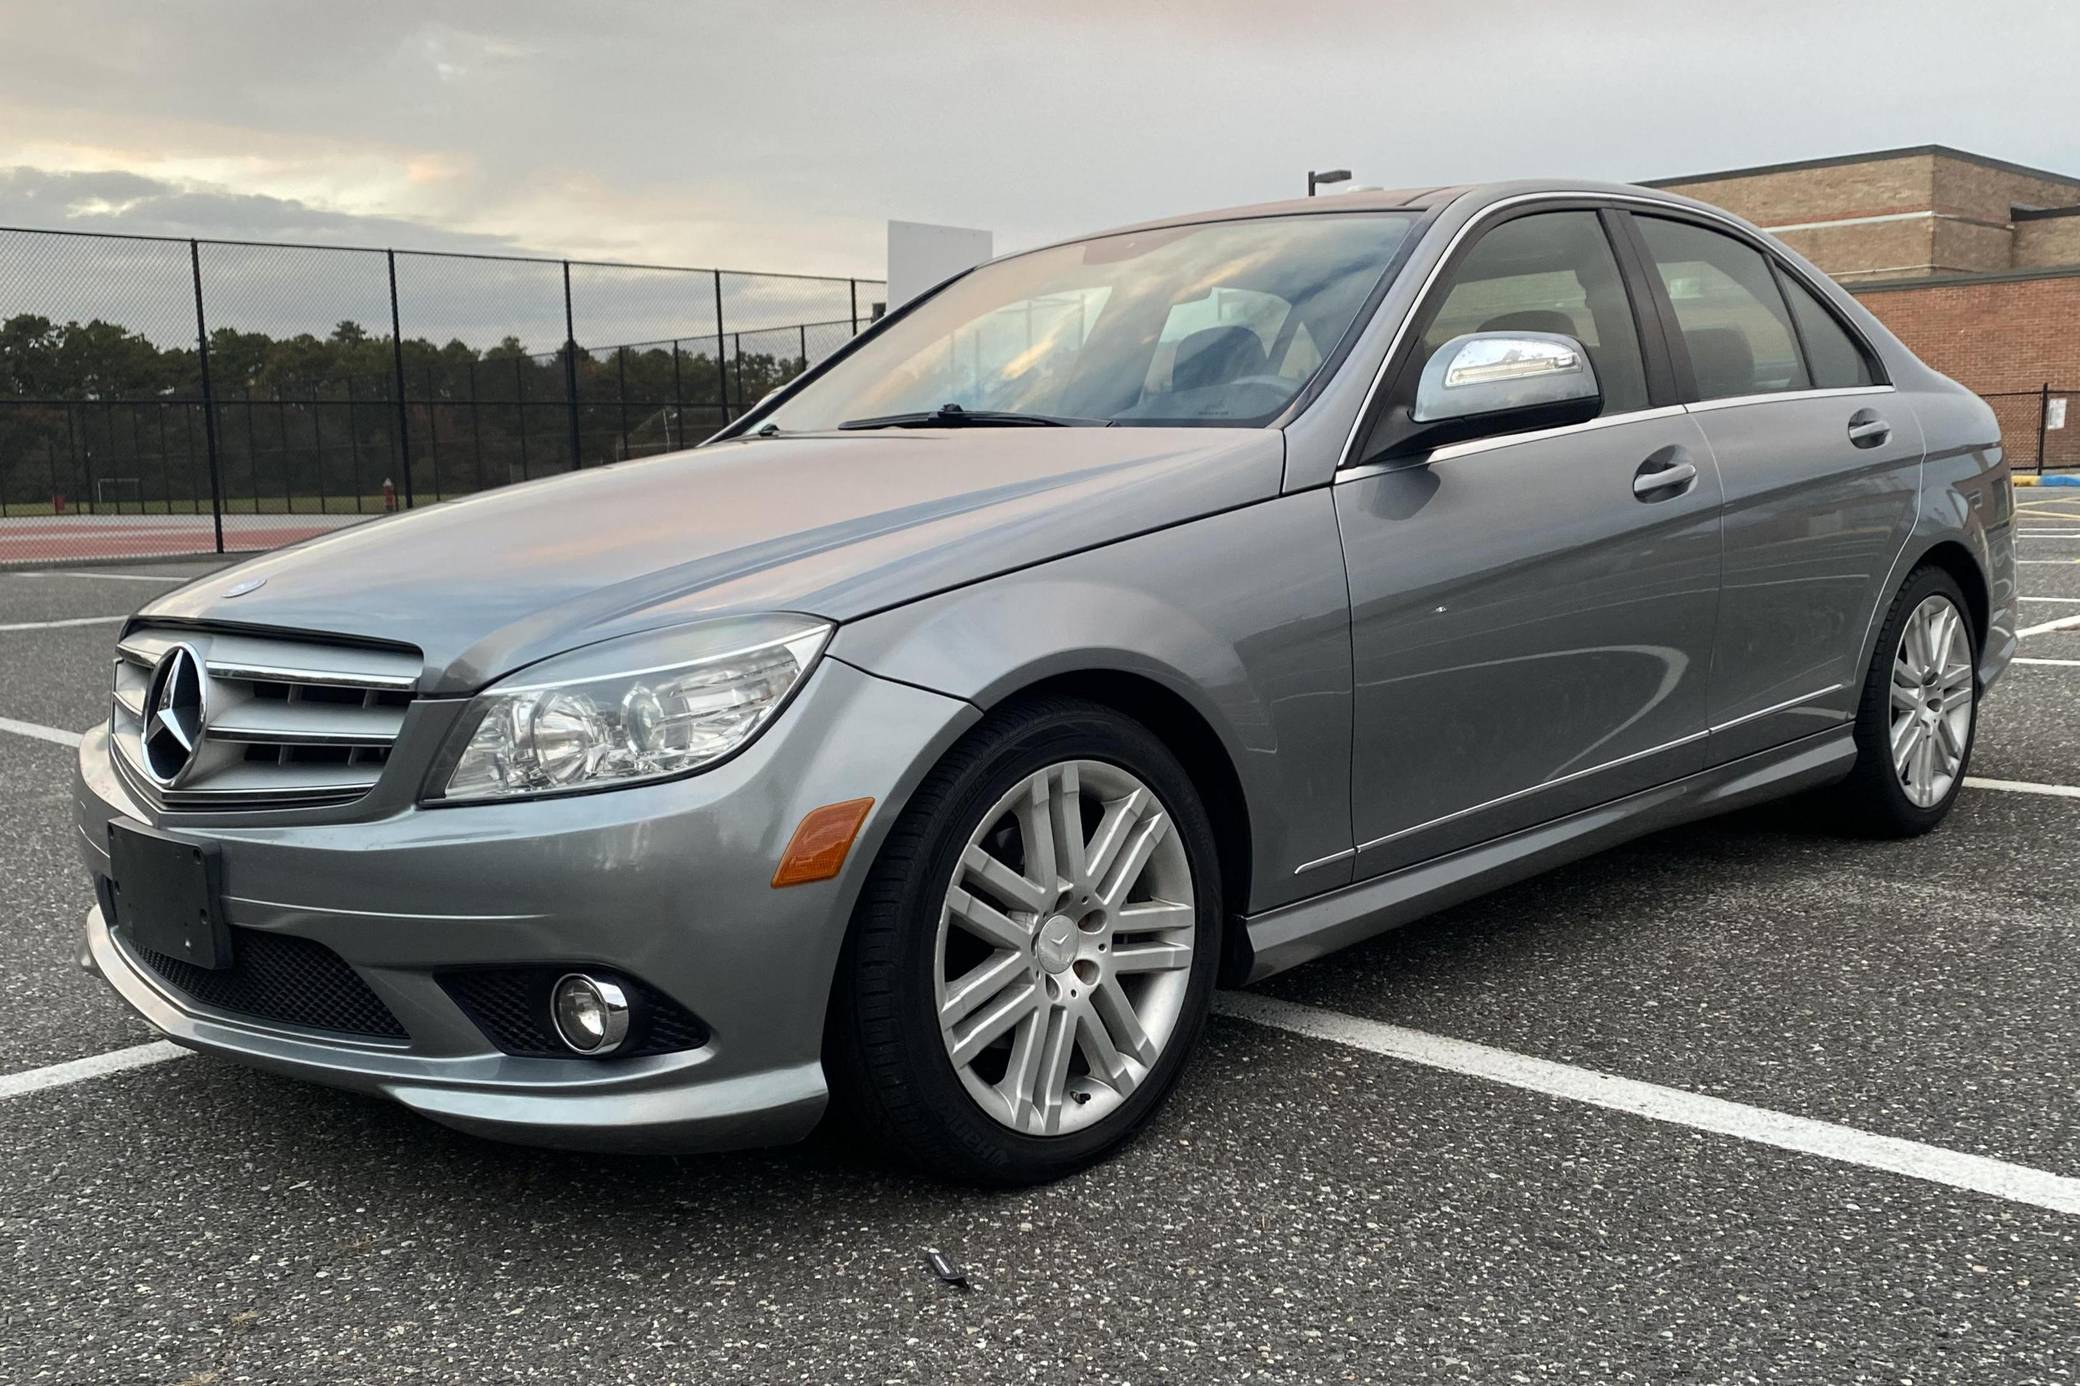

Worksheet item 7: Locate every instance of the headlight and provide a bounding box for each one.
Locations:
[426,614,831,803]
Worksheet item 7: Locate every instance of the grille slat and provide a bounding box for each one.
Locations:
[110,625,420,813]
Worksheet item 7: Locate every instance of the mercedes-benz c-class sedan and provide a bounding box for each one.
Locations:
[77,180,2015,1183]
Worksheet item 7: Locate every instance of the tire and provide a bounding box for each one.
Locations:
[1833,565,1978,836]
[826,696,1223,1185]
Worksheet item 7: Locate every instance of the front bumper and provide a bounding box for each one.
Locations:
[74,656,977,1153]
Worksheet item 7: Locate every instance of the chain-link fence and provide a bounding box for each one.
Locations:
[0,227,885,565]
[1982,387,2077,475]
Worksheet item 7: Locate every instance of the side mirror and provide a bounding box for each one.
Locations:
[1395,332,1602,456]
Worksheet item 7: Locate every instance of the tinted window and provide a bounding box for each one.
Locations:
[1778,271,1876,388]
[1413,211,1648,414]
[1636,216,1810,401]
[763,213,1416,430]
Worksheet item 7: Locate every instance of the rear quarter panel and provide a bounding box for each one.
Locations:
[1891,385,2018,687]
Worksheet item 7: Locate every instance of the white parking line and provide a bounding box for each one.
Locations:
[2014,657,2080,669]
[2017,613,2080,638]
[1215,993,2080,1215]
[1963,775,2080,799]
[2020,596,2080,603]
[0,1042,188,1101]
[0,716,84,748]
[0,615,125,632]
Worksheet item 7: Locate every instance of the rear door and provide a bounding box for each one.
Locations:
[1621,212,1923,761]
[1337,206,1722,879]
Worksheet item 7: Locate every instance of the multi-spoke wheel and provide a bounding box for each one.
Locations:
[1837,565,1978,835]
[937,760,1196,1136]
[828,698,1220,1185]
[1888,594,1974,808]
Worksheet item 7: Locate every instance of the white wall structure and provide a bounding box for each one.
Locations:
[887,221,994,309]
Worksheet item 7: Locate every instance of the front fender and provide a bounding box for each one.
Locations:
[828,491,1355,912]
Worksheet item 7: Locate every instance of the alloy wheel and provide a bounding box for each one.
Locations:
[933,759,1197,1136]
[1889,594,1974,808]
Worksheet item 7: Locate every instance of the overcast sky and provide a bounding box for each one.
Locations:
[3,0,2077,281]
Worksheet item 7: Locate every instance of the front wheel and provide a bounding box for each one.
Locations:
[827,697,1222,1185]
[1834,565,1978,835]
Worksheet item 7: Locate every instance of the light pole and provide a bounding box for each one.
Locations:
[1307,168,1351,198]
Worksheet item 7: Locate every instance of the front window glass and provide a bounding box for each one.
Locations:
[761,213,1416,431]
[1411,211,1649,414]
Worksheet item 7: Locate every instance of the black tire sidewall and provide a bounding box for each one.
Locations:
[837,699,1223,1183]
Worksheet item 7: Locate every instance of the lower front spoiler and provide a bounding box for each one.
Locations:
[82,905,827,1154]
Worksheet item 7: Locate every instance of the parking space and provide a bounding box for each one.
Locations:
[0,552,2074,1383]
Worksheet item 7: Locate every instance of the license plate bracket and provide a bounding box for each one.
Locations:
[108,818,232,970]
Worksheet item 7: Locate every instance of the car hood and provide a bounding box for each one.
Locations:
[141,427,1284,693]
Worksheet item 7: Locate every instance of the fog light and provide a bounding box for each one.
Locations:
[551,973,631,1055]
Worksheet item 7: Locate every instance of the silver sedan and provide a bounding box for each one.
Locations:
[77,178,2015,1184]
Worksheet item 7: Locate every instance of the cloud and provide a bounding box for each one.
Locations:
[0,0,2075,282]
[0,165,544,256]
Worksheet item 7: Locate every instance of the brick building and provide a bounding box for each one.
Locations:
[1647,146,2080,468]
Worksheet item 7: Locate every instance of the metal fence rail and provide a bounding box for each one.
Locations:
[0,226,884,565]
[1982,386,2077,474]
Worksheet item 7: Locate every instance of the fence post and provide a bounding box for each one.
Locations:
[311,391,329,516]
[850,279,859,336]
[671,339,684,449]
[279,398,293,513]
[67,404,93,516]
[515,354,532,482]
[468,359,484,495]
[616,345,629,460]
[2038,382,2052,475]
[424,365,442,501]
[562,261,583,469]
[387,251,416,508]
[189,239,227,554]
[712,271,730,423]
[156,405,172,515]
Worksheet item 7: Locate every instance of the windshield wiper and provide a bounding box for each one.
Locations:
[838,403,1110,430]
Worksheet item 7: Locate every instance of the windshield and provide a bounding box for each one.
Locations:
[760,212,1417,431]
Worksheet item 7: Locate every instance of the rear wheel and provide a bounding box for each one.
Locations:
[827,697,1221,1185]
[1835,566,1978,835]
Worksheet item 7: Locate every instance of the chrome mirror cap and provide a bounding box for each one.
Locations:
[1414,331,1600,423]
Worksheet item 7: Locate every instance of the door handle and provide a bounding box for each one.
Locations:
[1847,409,1891,449]
[1633,456,1697,499]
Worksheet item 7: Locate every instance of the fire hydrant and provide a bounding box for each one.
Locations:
[382,478,397,513]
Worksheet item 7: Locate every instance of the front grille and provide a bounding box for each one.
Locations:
[110,625,421,812]
[128,924,408,1040]
[439,968,709,1058]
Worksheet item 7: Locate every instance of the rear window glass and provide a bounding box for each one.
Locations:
[1779,273,1877,389]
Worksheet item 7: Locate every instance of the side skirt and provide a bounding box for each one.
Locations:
[1242,727,1856,982]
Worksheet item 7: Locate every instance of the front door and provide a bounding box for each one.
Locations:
[1337,208,1723,879]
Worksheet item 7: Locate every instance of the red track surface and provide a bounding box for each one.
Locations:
[0,516,366,565]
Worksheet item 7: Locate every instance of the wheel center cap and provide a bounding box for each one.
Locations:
[1036,915,1077,974]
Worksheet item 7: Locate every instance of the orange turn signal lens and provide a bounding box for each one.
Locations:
[771,797,875,887]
